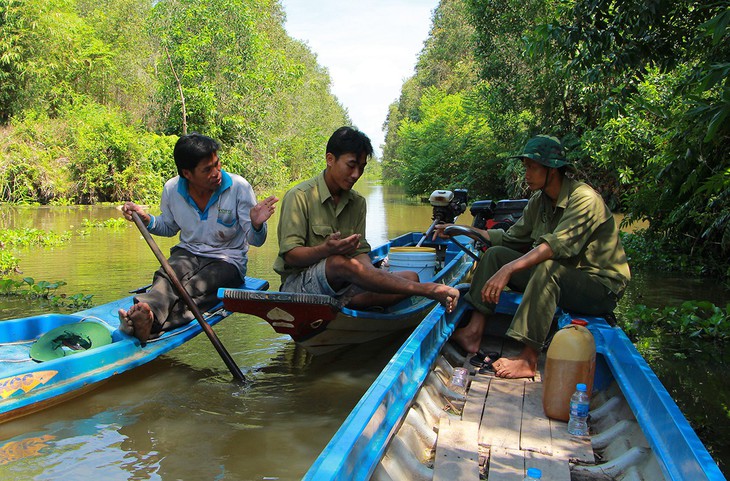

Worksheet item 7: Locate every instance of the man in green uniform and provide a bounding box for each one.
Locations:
[274,126,460,312]
[435,135,630,378]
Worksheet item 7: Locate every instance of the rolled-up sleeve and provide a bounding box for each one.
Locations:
[278,189,309,256]
[234,181,267,247]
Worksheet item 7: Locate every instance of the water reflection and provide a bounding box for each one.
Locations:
[1,183,728,478]
[0,183,432,480]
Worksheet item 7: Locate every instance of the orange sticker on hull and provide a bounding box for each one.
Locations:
[0,371,58,399]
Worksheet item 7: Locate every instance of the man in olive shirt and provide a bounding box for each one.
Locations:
[274,126,460,312]
[435,135,630,378]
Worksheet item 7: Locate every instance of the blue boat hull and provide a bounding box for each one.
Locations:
[0,276,269,423]
[305,291,725,481]
[220,232,477,355]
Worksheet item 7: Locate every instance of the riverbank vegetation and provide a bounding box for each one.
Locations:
[383,0,730,281]
[1,0,728,281]
[0,277,94,309]
[0,0,348,205]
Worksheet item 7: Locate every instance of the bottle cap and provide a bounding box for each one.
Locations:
[576,383,587,391]
[526,467,542,478]
[571,318,588,326]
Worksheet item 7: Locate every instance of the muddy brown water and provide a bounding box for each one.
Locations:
[1,182,728,479]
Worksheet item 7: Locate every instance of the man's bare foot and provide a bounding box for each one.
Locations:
[117,309,135,335]
[118,303,155,346]
[491,346,538,379]
[450,310,486,353]
[428,284,460,313]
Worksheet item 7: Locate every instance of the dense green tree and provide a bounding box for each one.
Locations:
[525,0,730,274]
[385,0,729,276]
[382,0,479,186]
[0,0,348,203]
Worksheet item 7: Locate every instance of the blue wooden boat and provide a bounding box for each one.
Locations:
[218,190,487,356]
[305,290,726,480]
[0,276,269,424]
[218,231,476,356]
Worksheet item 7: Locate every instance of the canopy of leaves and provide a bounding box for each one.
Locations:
[0,0,348,204]
[383,0,730,278]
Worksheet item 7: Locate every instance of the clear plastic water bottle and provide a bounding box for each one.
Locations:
[448,367,468,394]
[568,382,590,436]
[524,467,542,480]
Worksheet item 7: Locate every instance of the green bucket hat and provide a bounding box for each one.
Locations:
[30,322,113,362]
[509,135,576,173]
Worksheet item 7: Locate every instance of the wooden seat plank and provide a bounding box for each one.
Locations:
[463,376,489,423]
[550,417,594,462]
[433,416,480,481]
[479,379,525,449]
[487,447,524,481]
[520,381,552,455]
[525,450,571,481]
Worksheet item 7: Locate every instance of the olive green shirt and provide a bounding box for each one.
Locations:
[273,170,371,285]
[488,178,631,294]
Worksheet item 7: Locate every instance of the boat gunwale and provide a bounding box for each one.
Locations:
[586,315,726,481]
[303,289,467,481]
[304,291,726,481]
[0,276,270,422]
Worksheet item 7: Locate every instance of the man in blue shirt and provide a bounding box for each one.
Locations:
[118,133,278,345]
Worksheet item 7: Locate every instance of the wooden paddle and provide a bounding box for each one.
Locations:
[130,211,246,383]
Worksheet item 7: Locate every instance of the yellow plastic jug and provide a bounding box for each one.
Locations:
[542,319,596,421]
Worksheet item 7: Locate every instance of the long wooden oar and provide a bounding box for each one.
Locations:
[131,211,246,383]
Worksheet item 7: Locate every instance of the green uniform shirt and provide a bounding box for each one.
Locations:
[273,170,371,285]
[488,178,631,294]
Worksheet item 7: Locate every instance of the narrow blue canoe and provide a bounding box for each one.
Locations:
[219,232,475,355]
[305,290,726,481]
[0,276,269,424]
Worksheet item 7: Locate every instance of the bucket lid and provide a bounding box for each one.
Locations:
[30,322,113,362]
[390,246,436,253]
[526,467,542,478]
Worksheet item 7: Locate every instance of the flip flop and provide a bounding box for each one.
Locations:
[469,350,500,368]
[479,358,498,374]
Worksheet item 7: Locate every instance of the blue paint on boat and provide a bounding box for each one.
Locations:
[305,291,726,481]
[0,276,269,423]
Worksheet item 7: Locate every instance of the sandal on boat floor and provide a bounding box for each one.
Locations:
[469,350,500,373]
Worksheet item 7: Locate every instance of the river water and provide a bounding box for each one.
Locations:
[1,182,728,479]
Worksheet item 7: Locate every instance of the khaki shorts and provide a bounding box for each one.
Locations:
[281,259,357,299]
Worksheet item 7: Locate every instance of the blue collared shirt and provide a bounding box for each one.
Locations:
[147,170,267,278]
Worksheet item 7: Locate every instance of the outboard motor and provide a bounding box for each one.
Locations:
[470,198,528,230]
[416,189,468,247]
[428,189,468,224]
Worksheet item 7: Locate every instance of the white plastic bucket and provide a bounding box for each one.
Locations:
[388,247,438,282]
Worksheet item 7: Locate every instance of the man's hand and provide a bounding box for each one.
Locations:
[250,195,279,230]
[121,201,150,226]
[431,223,454,240]
[323,232,362,256]
[480,243,553,305]
[481,264,512,305]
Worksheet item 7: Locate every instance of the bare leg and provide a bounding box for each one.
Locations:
[491,345,538,379]
[117,302,155,346]
[346,270,419,308]
[327,255,460,312]
[450,310,486,353]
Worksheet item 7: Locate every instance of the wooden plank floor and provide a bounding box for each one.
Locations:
[433,336,594,480]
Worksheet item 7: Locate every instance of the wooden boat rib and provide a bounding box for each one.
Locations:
[304,290,725,481]
[0,276,269,424]
[219,232,477,355]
